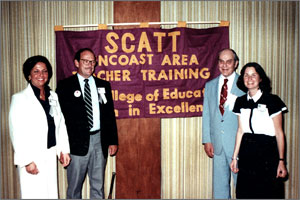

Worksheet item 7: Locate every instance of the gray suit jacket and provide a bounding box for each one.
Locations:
[202,73,244,157]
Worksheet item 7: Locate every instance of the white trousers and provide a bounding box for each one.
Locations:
[18,146,58,199]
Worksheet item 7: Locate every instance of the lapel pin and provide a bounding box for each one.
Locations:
[74,90,81,97]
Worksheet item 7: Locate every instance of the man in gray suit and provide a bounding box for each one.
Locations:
[202,48,244,199]
[56,48,118,199]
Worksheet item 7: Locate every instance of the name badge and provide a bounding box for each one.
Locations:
[49,99,57,106]
[258,104,267,112]
[97,87,107,104]
[98,88,105,94]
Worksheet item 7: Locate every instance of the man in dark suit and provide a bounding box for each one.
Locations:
[202,49,244,198]
[56,48,118,199]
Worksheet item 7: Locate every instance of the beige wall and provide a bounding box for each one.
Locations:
[1,1,299,199]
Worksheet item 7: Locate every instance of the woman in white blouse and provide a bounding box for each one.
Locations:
[9,55,71,198]
[230,62,287,199]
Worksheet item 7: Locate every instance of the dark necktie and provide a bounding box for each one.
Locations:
[219,78,228,115]
[248,98,255,133]
[84,79,93,129]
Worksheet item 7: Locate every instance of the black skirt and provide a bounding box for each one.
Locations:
[236,133,284,199]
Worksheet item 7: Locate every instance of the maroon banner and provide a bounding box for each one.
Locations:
[55,27,229,119]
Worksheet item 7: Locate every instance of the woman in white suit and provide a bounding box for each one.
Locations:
[9,55,71,199]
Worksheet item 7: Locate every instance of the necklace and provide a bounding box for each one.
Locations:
[40,90,45,100]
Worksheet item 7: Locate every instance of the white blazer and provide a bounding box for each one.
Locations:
[9,84,70,167]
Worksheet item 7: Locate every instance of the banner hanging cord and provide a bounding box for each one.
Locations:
[57,21,225,29]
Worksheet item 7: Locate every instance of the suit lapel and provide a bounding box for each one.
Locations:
[72,74,82,92]
[214,76,221,107]
[71,75,85,104]
[223,72,240,117]
[24,84,48,127]
[229,72,239,95]
[25,84,44,111]
[212,76,223,117]
[93,76,104,88]
[92,76,101,103]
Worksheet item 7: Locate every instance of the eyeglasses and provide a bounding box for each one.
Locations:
[80,59,96,65]
[218,59,234,65]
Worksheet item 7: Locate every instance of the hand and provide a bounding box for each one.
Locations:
[204,143,214,158]
[109,145,118,156]
[60,152,71,167]
[276,161,287,178]
[25,162,39,175]
[230,160,239,173]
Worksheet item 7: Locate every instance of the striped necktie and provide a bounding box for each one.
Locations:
[84,79,93,129]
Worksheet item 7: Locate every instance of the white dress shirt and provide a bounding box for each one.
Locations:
[218,72,237,111]
[77,74,100,131]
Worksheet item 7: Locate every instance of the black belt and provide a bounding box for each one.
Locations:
[89,129,100,135]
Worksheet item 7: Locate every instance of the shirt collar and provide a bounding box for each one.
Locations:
[220,72,236,83]
[30,83,50,100]
[77,73,93,83]
[247,89,262,102]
